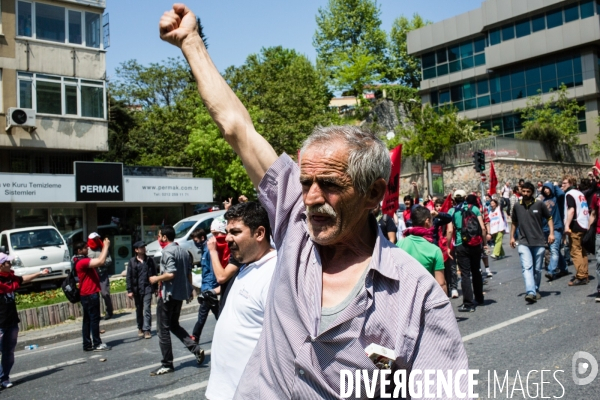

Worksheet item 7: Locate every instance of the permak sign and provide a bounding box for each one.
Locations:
[75,162,124,202]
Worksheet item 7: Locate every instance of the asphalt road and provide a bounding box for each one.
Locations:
[4,236,600,399]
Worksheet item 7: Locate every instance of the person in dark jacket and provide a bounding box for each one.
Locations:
[541,182,569,281]
[126,241,157,339]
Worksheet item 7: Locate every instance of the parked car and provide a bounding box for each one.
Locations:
[0,226,71,285]
[193,203,221,214]
[146,210,226,266]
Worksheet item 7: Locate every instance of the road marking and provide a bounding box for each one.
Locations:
[154,380,208,398]
[11,358,87,379]
[93,349,211,382]
[15,314,202,358]
[462,309,548,342]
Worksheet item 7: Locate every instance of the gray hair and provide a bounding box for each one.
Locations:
[299,126,391,196]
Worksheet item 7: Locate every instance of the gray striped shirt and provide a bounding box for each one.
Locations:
[234,154,468,399]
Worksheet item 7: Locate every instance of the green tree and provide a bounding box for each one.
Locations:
[519,84,584,148]
[388,14,431,88]
[391,104,491,161]
[225,46,338,156]
[313,0,387,95]
[97,96,138,164]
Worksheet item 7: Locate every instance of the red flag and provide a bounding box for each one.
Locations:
[594,158,600,176]
[440,194,453,213]
[382,145,402,217]
[489,161,498,195]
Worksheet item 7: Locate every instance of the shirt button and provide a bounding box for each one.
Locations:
[299,369,305,375]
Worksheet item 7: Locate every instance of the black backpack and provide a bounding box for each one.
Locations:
[456,204,483,246]
[62,256,83,303]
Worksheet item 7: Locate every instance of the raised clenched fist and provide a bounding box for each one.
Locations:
[159,3,199,48]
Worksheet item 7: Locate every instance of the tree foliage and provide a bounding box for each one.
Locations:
[388,14,431,88]
[519,84,584,147]
[225,46,338,156]
[313,0,387,95]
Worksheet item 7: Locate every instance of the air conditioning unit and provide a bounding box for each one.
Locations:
[6,108,36,130]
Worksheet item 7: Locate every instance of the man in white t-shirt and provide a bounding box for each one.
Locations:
[205,202,277,400]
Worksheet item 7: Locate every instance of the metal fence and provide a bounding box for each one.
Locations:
[439,137,591,166]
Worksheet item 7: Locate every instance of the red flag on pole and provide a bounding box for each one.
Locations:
[440,193,453,213]
[489,161,498,195]
[594,158,600,176]
[382,145,402,217]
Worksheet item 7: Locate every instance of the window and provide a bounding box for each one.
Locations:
[489,29,501,45]
[581,1,595,18]
[501,24,515,41]
[436,49,447,64]
[16,1,102,49]
[18,72,105,119]
[531,15,546,32]
[546,10,563,29]
[515,19,531,38]
[421,36,486,78]
[422,52,435,69]
[564,4,580,22]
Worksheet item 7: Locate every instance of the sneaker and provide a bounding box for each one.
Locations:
[486,270,493,278]
[451,289,459,299]
[457,304,476,312]
[568,278,589,286]
[93,343,111,352]
[1,381,13,389]
[596,292,600,303]
[490,255,497,260]
[195,348,206,365]
[525,293,537,304]
[83,347,94,352]
[150,366,174,376]
[536,292,542,300]
[138,329,144,338]
[144,331,152,339]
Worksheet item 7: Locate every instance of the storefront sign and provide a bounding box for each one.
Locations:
[123,176,213,203]
[0,174,75,202]
[75,162,124,202]
[428,163,445,197]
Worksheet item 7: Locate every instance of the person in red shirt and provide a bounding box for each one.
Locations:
[0,253,49,389]
[73,239,112,352]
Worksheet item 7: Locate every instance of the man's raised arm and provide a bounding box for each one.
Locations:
[159,3,278,188]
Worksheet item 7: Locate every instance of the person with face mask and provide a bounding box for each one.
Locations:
[510,182,555,304]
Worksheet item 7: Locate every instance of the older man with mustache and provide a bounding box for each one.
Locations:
[160,4,468,399]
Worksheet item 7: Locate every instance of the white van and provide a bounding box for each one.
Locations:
[0,226,71,285]
[146,210,226,266]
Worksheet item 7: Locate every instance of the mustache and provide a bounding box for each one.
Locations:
[306,203,337,218]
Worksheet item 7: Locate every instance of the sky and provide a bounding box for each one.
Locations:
[105,0,484,80]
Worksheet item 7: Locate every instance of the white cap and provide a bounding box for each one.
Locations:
[210,217,227,234]
[88,232,100,239]
[453,189,467,199]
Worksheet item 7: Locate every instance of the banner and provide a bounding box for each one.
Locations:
[594,159,600,176]
[489,161,498,195]
[382,145,402,217]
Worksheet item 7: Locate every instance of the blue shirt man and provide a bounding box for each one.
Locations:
[542,183,568,280]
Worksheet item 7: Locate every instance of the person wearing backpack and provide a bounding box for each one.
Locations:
[510,182,555,304]
[446,189,487,312]
[73,239,112,352]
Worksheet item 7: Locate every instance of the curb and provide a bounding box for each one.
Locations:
[17,302,198,348]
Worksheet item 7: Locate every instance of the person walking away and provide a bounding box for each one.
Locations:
[447,190,487,312]
[562,175,590,286]
[541,183,569,281]
[87,233,114,320]
[191,228,221,344]
[148,225,204,376]
[435,198,458,298]
[468,194,493,279]
[0,254,49,388]
[126,241,157,339]
[73,240,112,352]
[510,182,555,303]
[489,199,508,259]
[397,206,447,295]
[205,202,277,400]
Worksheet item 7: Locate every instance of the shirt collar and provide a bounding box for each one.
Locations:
[240,248,277,272]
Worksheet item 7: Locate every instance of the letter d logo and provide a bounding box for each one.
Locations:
[572,351,598,385]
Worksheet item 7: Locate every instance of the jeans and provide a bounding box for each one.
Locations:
[492,232,505,257]
[0,325,19,382]
[99,271,114,317]
[455,244,484,307]
[192,299,220,341]
[443,258,458,292]
[517,245,545,295]
[569,231,589,280]
[546,230,567,276]
[134,291,153,332]
[157,297,200,368]
[81,293,102,350]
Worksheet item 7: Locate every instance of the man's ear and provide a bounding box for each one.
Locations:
[254,226,266,242]
[365,178,387,210]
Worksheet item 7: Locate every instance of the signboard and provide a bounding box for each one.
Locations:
[75,162,124,202]
[0,174,75,203]
[428,163,444,197]
[123,176,213,203]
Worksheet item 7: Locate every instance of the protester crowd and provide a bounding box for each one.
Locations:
[0,4,598,398]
